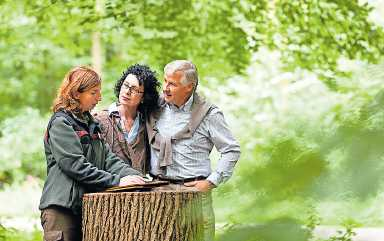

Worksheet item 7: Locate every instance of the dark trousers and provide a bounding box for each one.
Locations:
[41,206,82,241]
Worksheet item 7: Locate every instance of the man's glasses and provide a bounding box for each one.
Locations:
[121,84,144,95]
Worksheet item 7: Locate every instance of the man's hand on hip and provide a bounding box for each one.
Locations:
[184,180,215,192]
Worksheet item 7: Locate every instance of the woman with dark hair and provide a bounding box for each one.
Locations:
[39,66,145,241]
[94,64,160,173]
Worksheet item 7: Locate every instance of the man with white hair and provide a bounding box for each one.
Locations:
[147,60,241,240]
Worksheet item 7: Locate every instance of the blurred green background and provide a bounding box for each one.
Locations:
[1,0,384,240]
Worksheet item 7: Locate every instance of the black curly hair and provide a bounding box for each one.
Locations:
[115,64,160,117]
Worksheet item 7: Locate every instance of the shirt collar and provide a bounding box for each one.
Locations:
[108,102,119,117]
[168,94,194,112]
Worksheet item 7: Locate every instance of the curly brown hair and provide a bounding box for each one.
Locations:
[114,64,160,117]
[52,66,101,113]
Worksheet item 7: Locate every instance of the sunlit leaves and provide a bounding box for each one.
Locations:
[273,0,384,85]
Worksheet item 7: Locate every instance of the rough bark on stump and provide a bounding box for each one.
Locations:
[82,191,204,241]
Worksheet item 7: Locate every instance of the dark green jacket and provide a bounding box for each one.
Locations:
[39,111,142,215]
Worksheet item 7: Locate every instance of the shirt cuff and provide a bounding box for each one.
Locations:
[111,174,121,187]
[207,172,223,187]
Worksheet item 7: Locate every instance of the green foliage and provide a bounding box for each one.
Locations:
[319,220,359,241]
[304,207,321,240]
[325,227,356,241]
[25,0,263,76]
[0,108,46,184]
[216,218,310,241]
[0,225,41,241]
[1,0,383,121]
[303,210,359,241]
[273,0,384,86]
[206,49,384,227]
[313,88,384,200]
[249,135,326,200]
[1,0,384,238]
[0,0,92,120]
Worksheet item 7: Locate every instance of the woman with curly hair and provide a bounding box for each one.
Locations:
[39,66,145,241]
[94,64,160,174]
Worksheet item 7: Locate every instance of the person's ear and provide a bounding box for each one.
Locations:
[186,82,194,92]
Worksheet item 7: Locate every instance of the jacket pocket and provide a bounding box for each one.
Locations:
[44,230,63,241]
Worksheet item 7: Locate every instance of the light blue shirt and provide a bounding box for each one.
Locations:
[150,95,241,186]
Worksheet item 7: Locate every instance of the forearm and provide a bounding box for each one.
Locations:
[206,109,241,186]
[57,156,120,188]
[207,151,240,186]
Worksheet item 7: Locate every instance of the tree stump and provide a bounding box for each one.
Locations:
[82,190,204,241]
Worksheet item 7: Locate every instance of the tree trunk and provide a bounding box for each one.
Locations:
[91,32,102,75]
[82,191,204,241]
[91,0,103,75]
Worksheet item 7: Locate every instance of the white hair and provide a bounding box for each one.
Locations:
[164,60,199,87]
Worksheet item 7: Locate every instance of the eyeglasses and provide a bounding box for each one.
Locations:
[121,84,144,95]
